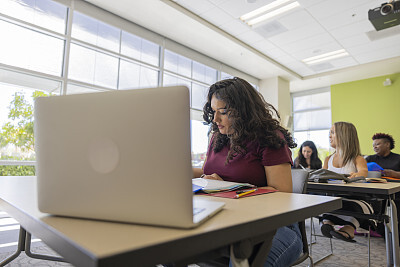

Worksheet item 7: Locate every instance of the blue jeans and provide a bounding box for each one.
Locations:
[263,223,302,267]
[229,223,302,267]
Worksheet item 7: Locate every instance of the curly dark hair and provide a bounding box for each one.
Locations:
[203,77,297,163]
[372,133,395,150]
[295,140,322,169]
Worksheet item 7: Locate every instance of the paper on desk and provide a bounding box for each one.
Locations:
[192,178,256,193]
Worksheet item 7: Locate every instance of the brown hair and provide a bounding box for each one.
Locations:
[203,77,296,163]
[333,121,361,166]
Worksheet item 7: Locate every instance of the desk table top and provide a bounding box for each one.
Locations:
[308,181,400,196]
[0,176,341,267]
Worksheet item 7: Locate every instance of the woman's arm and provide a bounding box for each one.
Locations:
[193,168,204,178]
[264,163,292,193]
[349,156,368,178]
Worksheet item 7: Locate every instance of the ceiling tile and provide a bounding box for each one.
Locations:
[251,39,277,52]
[217,0,278,18]
[317,2,375,31]
[277,9,316,30]
[219,19,250,36]
[237,30,266,45]
[329,20,375,40]
[291,42,344,61]
[175,0,216,15]
[201,7,233,26]
[355,44,400,63]
[268,22,325,46]
[306,0,372,21]
[280,33,336,54]
[339,34,371,49]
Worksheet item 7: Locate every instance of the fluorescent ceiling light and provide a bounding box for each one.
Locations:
[302,49,349,65]
[240,0,293,21]
[246,2,300,26]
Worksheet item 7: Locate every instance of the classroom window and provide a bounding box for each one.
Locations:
[0,0,67,34]
[68,44,119,88]
[0,20,64,76]
[121,31,160,67]
[119,60,158,89]
[292,89,331,161]
[0,0,253,175]
[72,11,120,52]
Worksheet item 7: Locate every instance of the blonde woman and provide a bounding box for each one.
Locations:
[320,122,372,242]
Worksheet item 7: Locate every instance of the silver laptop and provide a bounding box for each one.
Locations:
[34,86,224,228]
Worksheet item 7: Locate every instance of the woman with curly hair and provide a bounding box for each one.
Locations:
[294,140,322,170]
[193,77,301,267]
[366,133,400,178]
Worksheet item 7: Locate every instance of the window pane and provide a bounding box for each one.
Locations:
[69,44,118,88]
[192,61,217,84]
[293,129,331,163]
[191,83,208,110]
[121,31,159,66]
[72,12,120,52]
[164,50,191,77]
[221,72,233,80]
[66,83,106,95]
[293,109,331,131]
[0,20,64,76]
[191,120,209,167]
[0,68,61,94]
[0,83,56,166]
[119,60,158,89]
[163,73,191,89]
[163,73,191,104]
[293,92,331,112]
[0,0,67,34]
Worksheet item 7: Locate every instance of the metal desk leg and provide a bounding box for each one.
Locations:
[25,231,67,262]
[388,198,400,267]
[0,226,67,266]
[0,227,26,266]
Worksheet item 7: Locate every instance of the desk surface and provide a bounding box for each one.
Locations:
[308,181,400,196]
[0,176,341,267]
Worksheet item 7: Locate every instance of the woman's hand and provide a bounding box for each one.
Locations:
[203,173,223,181]
[382,169,400,178]
[348,172,357,179]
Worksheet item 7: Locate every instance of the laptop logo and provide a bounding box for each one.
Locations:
[88,137,120,174]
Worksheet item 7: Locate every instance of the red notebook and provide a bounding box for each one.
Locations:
[199,188,278,199]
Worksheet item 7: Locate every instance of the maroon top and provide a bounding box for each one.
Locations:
[203,134,293,187]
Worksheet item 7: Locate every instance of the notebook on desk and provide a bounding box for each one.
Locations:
[34,86,224,228]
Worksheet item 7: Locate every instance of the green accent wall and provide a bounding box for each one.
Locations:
[331,73,400,156]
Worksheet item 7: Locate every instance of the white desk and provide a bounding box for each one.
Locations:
[0,176,341,267]
[308,181,400,267]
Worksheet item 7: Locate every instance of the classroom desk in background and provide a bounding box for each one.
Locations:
[307,181,400,267]
[0,176,341,267]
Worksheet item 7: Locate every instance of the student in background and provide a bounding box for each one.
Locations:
[366,133,400,178]
[193,77,301,267]
[366,133,400,241]
[320,122,374,242]
[293,140,322,170]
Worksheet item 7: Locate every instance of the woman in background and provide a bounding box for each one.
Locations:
[294,140,322,170]
[193,77,301,266]
[320,121,373,242]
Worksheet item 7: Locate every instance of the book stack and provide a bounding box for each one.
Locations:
[192,178,256,193]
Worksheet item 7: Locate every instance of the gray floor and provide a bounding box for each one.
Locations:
[0,213,388,266]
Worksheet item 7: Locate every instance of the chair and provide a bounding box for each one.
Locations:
[290,169,314,267]
[308,171,386,267]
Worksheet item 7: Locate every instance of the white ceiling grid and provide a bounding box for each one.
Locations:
[174,0,400,77]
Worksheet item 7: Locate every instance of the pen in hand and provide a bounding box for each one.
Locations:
[235,188,257,199]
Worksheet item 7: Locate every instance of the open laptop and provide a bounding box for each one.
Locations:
[34,86,224,228]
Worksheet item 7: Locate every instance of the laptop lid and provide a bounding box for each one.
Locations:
[35,86,204,228]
